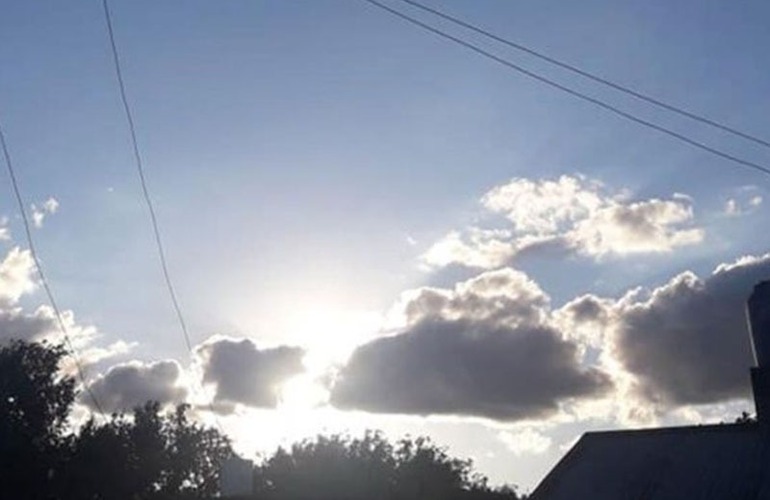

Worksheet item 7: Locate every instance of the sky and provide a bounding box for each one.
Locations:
[1,0,770,493]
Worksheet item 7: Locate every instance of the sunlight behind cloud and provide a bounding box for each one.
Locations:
[284,306,384,373]
[278,374,328,412]
[499,428,552,456]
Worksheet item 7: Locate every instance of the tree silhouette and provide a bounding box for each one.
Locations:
[0,340,521,499]
[254,431,521,500]
[0,340,74,498]
[0,340,232,499]
[64,415,135,499]
[66,402,233,499]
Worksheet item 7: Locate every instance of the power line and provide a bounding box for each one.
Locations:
[396,0,770,150]
[361,0,770,179]
[0,118,105,416]
[100,0,225,430]
[101,0,194,354]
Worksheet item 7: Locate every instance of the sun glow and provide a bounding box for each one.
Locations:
[275,307,383,411]
[278,374,328,412]
[288,307,382,368]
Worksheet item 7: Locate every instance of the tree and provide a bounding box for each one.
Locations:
[67,402,233,499]
[63,415,135,499]
[0,340,232,500]
[0,340,75,499]
[734,411,757,424]
[0,340,521,499]
[392,435,479,499]
[255,432,397,499]
[254,431,521,500]
[161,402,234,497]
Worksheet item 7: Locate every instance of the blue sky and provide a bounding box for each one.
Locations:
[2,0,770,492]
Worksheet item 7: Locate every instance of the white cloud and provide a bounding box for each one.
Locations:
[31,196,59,229]
[725,199,739,216]
[77,340,136,368]
[0,216,9,241]
[724,195,763,217]
[0,246,103,357]
[569,198,703,256]
[0,246,130,393]
[0,247,36,305]
[481,175,606,234]
[421,229,517,270]
[422,175,703,269]
[498,428,552,455]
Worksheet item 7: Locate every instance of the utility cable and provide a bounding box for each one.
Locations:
[101,0,224,430]
[396,0,770,150]
[0,118,105,416]
[101,0,193,353]
[362,0,770,178]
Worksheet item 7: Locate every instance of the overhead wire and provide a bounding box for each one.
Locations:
[0,118,106,416]
[100,0,223,430]
[101,0,194,354]
[361,0,770,179]
[395,0,770,150]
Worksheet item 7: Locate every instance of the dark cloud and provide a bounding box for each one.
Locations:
[560,295,609,325]
[85,360,187,413]
[0,307,56,343]
[331,318,611,420]
[196,337,305,411]
[608,254,770,406]
[331,268,611,421]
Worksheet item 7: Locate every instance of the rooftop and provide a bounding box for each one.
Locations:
[531,422,770,499]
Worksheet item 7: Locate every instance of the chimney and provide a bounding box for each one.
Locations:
[748,281,770,423]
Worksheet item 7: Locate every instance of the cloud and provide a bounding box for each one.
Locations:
[0,306,57,343]
[568,198,702,255]
[421,229,518,270]
[0,247,36,305]
[498,428,552,455]
[0,217,9,241]
[0,247,57,343]
[481,175,605,234]
[196,337,305,412]
[609,255,770,407]
[331,268,611,421]
[564,253,770,413]
[422,175,703,269]
[84,360,188,413]
[31,197,59,229]
[724,191,762,217]
[76,340,136,369]
[0,300,139,406]
[0,246,133,388]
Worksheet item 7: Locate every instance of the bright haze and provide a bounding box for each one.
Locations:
[1,0,769,493]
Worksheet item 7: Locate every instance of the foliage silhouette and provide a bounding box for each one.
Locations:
[253,431,521,499]
[0,340,75,498]
[65,402,232,499]
[0,340,521,499]
[0,340,232,499]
